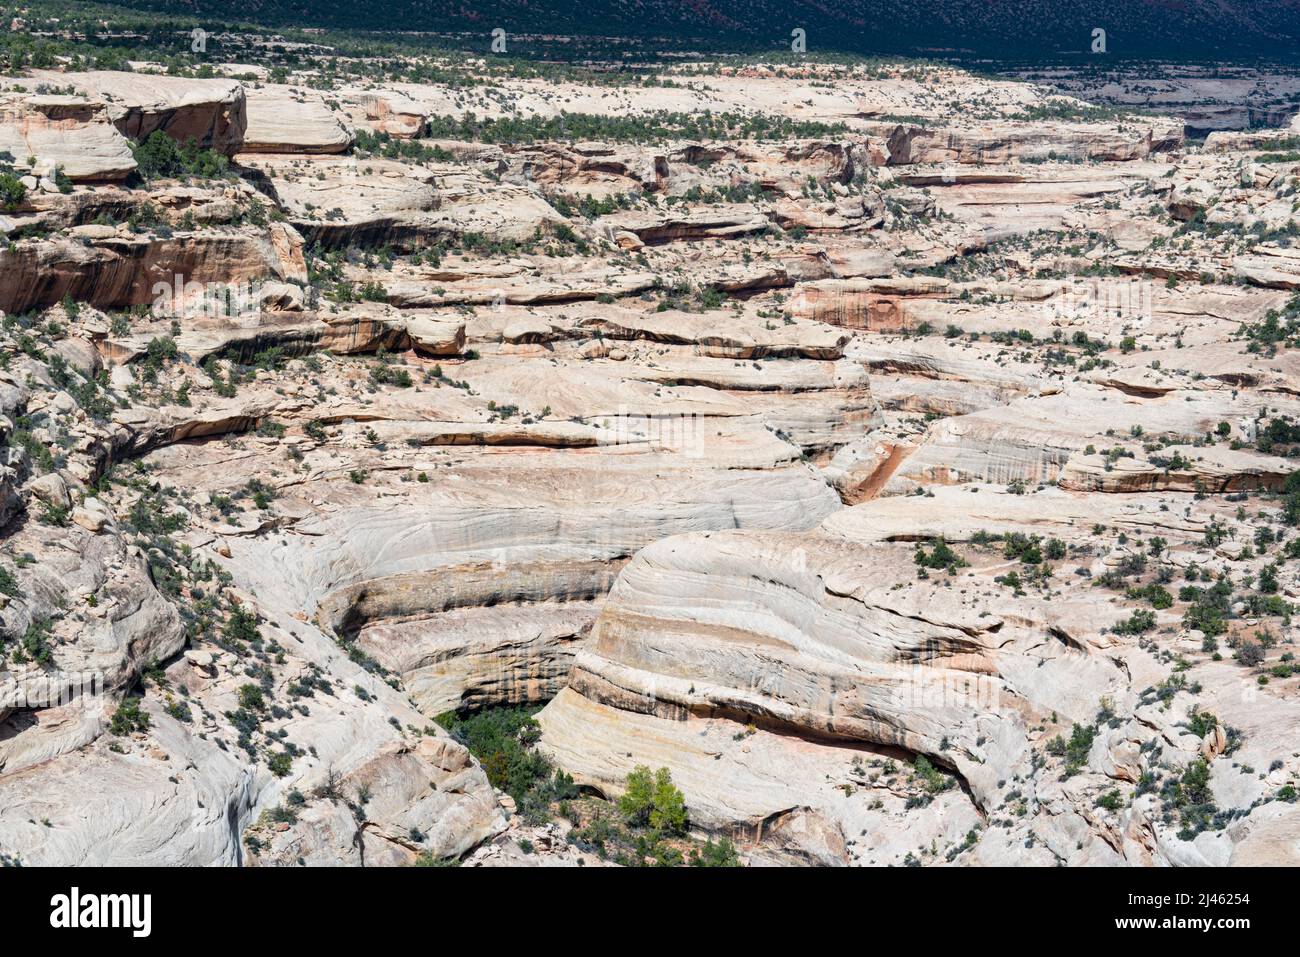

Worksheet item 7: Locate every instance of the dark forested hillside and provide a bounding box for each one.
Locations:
[36,0,1300,60]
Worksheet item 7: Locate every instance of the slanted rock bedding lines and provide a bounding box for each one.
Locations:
[1,34,1298,868]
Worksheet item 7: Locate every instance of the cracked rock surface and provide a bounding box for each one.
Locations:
[1,47,1299,867]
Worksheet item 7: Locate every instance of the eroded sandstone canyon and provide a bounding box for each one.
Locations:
[1,47,1299,867]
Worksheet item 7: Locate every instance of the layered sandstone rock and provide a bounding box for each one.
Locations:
[0,223,306,313]
[358,91,428,139]
[46,71,247,154]
[0,94,136,181]
[872,118,1183,165]
[600,204,769,244]
[2,55,1298,870]
[248,155,565,249]
[242,86,354,154]
[539,485,1293,865]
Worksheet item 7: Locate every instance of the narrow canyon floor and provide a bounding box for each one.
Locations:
[2,41,1300,867]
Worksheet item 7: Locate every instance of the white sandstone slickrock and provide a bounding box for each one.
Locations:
[2,57,1299,869]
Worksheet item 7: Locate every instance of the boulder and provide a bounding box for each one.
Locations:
[242,86,354,154]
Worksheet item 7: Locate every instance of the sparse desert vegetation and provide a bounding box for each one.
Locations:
[0,1,1297,872]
